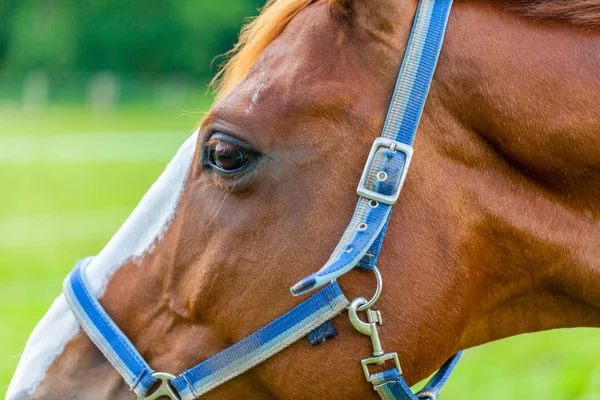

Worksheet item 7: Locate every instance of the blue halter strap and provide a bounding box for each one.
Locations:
[63,0,460,399]
[64,258,350,400]
[65,258,461,400]
[291,0,454,296]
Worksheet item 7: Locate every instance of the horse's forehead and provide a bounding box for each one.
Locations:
[223,3,347,112]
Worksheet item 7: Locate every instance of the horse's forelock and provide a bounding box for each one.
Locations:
[212,0,332,101]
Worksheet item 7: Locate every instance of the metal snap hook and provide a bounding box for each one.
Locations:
[348,298,384,356]
[348,297,402,382]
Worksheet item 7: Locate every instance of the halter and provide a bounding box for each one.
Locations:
[63,1,460,399]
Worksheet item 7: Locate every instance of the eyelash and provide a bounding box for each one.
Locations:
[202,133,256,175]
[206,138,236,152]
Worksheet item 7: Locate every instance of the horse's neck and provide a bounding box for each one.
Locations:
[439,0,600,214]
[421,64,600,353]
[407,1,600,349]
[451,140,600,346]
[411,101,599,354]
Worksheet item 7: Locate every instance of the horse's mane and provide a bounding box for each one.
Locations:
[509,0,600,27]
[212,0,600,99]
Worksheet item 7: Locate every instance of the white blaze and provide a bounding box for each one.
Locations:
[6,130,198,399]
[244,79,266,116]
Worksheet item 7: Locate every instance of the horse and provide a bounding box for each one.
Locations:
[7,0,600,399]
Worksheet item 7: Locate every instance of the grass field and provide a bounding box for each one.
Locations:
[1,104,599,399]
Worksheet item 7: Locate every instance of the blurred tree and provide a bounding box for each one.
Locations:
[0,1,17,69]
[0,0,264,79]
[5,0,76,73]
[175,1,264,77]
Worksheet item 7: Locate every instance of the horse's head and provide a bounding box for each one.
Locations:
[8,0,600,399]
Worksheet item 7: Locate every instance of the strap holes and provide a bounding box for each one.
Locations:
[369,200,379,208]
[345,246,353,253]
[377,171,388,182]
[358,223,368,231]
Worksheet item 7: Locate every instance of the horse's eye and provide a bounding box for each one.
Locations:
[208,138,249,172]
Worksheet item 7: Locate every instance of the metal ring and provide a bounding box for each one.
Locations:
[331,266,383,311]
[140,372,180,400]
[356,266,383,311]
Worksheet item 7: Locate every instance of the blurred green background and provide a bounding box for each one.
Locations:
[0,1,598,399]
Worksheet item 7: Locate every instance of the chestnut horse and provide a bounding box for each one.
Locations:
[8,0,600,399]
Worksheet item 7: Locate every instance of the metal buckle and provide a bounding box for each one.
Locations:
[356,137,413,205]
[140,372,180,400]
[361,352,402,383]
[416,389,439,400]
